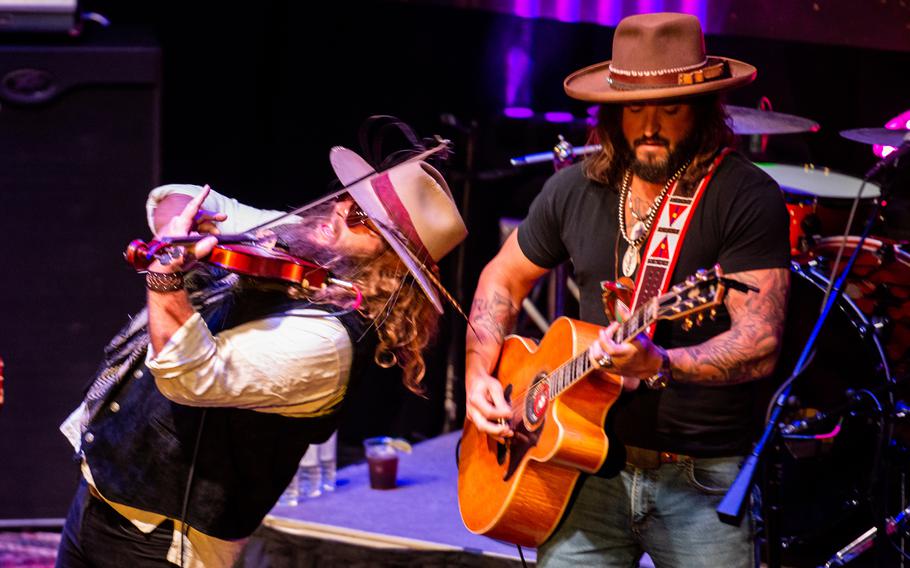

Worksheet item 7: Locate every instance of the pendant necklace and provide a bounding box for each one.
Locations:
[618,162,690,277]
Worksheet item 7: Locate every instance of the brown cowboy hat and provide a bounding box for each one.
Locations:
[564,12,756,103]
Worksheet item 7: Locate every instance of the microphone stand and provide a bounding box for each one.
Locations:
[716,157,901,567]
[440,114,478,433]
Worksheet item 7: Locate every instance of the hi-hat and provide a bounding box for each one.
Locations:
[756,163,880,199]
[840,128,910,147]
[725,106,820,135]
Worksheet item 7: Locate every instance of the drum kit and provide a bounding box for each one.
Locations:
[510,107,910,566]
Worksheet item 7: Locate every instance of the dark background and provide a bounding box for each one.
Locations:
[0,0,908,520]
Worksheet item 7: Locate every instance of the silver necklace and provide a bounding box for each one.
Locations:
[618,162,690,277]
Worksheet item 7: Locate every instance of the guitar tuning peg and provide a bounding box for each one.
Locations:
[696,313,705,326]
[696,268,707,279]
[682,317,694,331]
[709,308,717,320]
[686,275,697,285]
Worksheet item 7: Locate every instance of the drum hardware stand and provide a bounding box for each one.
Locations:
[824,501,910,567]
[717,151,905,568]
[439,113,478,433]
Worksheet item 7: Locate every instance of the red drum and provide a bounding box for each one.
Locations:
[758,263,893,563]
[785,194,817,257]
[807,236,910,363]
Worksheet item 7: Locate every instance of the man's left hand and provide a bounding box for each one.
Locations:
[589,321,664,389]
[152,185,219,272]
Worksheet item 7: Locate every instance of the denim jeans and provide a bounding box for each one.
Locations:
[56,478,175,568]
[538,456,754,568]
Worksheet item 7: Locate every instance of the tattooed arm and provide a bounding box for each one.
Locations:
[465,231,548,437]
[669,267,789,384]
[594,267,789,386]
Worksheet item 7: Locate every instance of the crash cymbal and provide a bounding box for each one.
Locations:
[840,128,910,147]
[756,163,881,199]
[725,106,820,135]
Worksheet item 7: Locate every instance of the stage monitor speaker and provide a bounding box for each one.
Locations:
[0,30,160,521]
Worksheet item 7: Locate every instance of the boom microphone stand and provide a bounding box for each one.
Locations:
[716,148,906,567]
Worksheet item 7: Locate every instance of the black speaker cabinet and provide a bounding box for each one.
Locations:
[0,30,160,521]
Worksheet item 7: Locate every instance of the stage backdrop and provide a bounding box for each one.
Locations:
[0,30,160,520]
[1,0,908,520]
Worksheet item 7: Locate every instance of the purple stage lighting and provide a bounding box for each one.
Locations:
[504,106,535,119]
[874,109,910,158]
[543,111,575,123]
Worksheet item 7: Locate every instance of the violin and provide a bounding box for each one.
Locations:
[125,234,336,291]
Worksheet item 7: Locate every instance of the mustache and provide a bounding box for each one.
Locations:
[633,136,670,147]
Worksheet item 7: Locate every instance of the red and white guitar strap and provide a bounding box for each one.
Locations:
[629,148,731,338]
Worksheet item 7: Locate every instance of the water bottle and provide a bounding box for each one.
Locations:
[318,431,338,492]
[299,443,322,499]
[277,470,300,507]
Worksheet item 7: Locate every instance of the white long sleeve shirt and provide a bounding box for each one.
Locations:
[61,184,356,567]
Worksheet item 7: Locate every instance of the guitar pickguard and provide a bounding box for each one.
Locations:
[501,417,543,482]
[497,382,545,482]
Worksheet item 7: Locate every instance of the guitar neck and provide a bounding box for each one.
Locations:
[548,299,657,399]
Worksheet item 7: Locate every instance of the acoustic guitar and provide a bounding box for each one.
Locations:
[458,267,727,547]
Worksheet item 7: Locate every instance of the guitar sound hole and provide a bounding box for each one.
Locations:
[525,377,549,426]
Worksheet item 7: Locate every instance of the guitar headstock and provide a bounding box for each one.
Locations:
[655,265,727,330]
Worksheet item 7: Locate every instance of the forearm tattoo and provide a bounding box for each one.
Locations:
[671,268,789,385]
[469,291,519,345]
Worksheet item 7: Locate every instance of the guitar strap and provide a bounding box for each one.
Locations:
[629,148,732,338]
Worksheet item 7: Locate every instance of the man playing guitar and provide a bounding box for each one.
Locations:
[464,13,790,567]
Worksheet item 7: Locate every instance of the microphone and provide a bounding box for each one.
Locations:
[510,143,602,167]
[864,132,910,180]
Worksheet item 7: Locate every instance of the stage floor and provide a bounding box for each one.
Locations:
[265,432,534,565]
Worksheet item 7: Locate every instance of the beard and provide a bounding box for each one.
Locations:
[268,205,384,278]
[627,133,697,184]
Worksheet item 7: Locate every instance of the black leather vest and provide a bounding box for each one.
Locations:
[82,286,375,539]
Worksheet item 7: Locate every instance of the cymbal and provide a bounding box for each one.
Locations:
[725,106,820,135]
[840,128,910,147]
[756,163,881,199]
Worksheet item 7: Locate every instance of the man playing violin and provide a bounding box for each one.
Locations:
[465,13,790,567]
[57,146,466,567]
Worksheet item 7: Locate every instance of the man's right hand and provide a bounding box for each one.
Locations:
[465,371,513,440]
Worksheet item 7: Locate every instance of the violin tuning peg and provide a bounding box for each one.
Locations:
[682,317,694,331]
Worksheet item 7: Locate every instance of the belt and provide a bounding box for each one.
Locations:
[625,445,689,470]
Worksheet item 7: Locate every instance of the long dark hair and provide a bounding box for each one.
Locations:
[583,95,734,196]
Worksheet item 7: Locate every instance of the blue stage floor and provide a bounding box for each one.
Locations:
[267,432,535,564]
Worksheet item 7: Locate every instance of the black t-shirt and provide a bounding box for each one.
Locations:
[517,152,790,456]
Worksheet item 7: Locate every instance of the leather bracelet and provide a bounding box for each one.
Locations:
[146,270,185,292]
[642,350,672,390]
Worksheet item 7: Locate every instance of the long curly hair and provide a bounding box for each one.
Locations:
[270,208,439,395]
[583,95,735,196]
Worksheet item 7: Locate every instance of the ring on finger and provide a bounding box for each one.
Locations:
[596,353,613,368]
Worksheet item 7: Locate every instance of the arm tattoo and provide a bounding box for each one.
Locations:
[671,268,789,385]
[469,292,519,345]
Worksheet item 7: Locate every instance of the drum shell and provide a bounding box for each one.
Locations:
[755,263,892,562]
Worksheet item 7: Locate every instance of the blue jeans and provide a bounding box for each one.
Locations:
[538,456,754,568]
[56,478,175,568]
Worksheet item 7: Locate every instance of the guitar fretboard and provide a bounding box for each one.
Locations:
[547,298,658,400]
